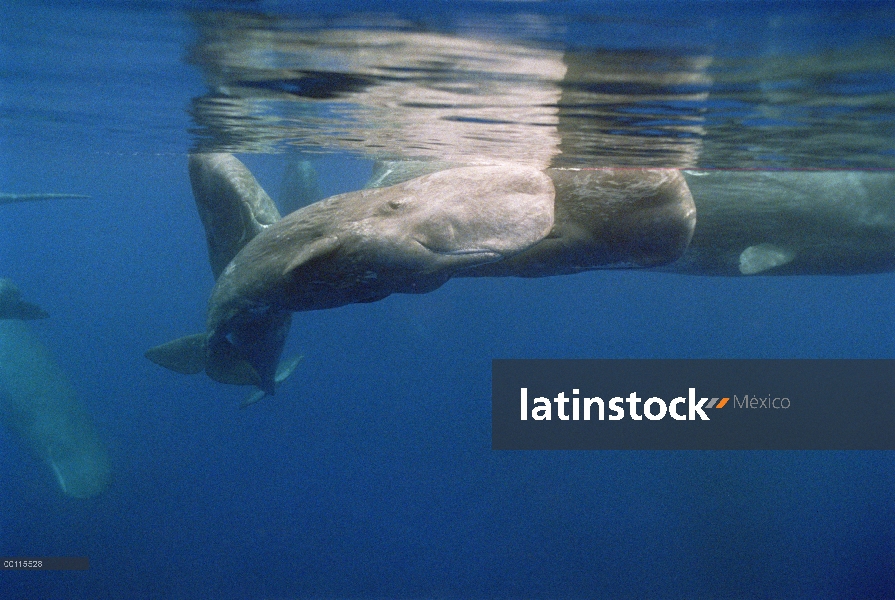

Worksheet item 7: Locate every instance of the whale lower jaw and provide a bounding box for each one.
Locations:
[415,239,503,261]
[440,249,500,256]
[432,249,502,259]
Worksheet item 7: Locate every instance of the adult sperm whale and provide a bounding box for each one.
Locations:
[147,154,556,393]
[1,194,109,498]
[0,320,111,498]
[367,160,895,277]
[365,160,697,277]
[669,170,895,275]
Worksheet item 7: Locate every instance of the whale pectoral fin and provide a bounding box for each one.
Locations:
[13,300,49,320]
[282,236,340,277]
[239,389,267,409]
[274,354,304,384]
[145,333,209,375]
[205,336,263,388]
[1,300,49,320]
[738,243,796,275]
[0,279,49,320]
[239,354,303,409]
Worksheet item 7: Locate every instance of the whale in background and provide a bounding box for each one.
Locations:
[0,192,89,205]
[278,155,322,215]
[1,192,109,498]
[0,319,111,498]
[0,278,49,320]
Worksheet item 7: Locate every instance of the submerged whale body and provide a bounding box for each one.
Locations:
[148,155,556,393]
[209,164,556,315]
[0,320,111,498]
[462,168,696,277]
[369,160,895,277]
[202,162,556,390]
[1,191,110,498]
[188,152,284,279]
[148,154,895,394]
[147,154,701,393]
[365,160,697,275]
[670,170,895,275]
[0,192,89,205]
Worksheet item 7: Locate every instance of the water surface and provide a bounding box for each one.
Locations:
[1,1,893,599]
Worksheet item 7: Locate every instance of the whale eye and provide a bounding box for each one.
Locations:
[387,200,403,210]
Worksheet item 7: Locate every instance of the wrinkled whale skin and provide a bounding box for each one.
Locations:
[149,159,555,394]
[465,168,696,277]
[207,164,556,327]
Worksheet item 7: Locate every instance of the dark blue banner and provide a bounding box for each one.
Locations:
[492,360,895,450]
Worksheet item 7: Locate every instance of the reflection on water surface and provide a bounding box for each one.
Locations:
[187,10,895,169]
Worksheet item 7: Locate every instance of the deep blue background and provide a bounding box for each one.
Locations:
[1,1,894,599]
[2,140,893,600]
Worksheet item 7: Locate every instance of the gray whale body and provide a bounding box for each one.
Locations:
[148,155,556,394]
[369,160,895,277]
[149,154,895,396]
[463,168,696,277]
[0,320,111,498]
[1,192,110,498]
[669,170,895,275]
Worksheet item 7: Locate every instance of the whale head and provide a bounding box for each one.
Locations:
[199,165,555,391]
[354,165,557,270]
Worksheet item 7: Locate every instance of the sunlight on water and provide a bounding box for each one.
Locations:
[185,10,895,168]
[2,2,893,168]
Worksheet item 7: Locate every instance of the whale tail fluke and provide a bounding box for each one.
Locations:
[47,444,111,500]
[146,330,300,403]
[144,333,209,375]
[145,332,266,390]
[205,334,265,389]
[188,153,283,279]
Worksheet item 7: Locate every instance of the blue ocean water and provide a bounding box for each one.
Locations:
[1,1,894,598]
